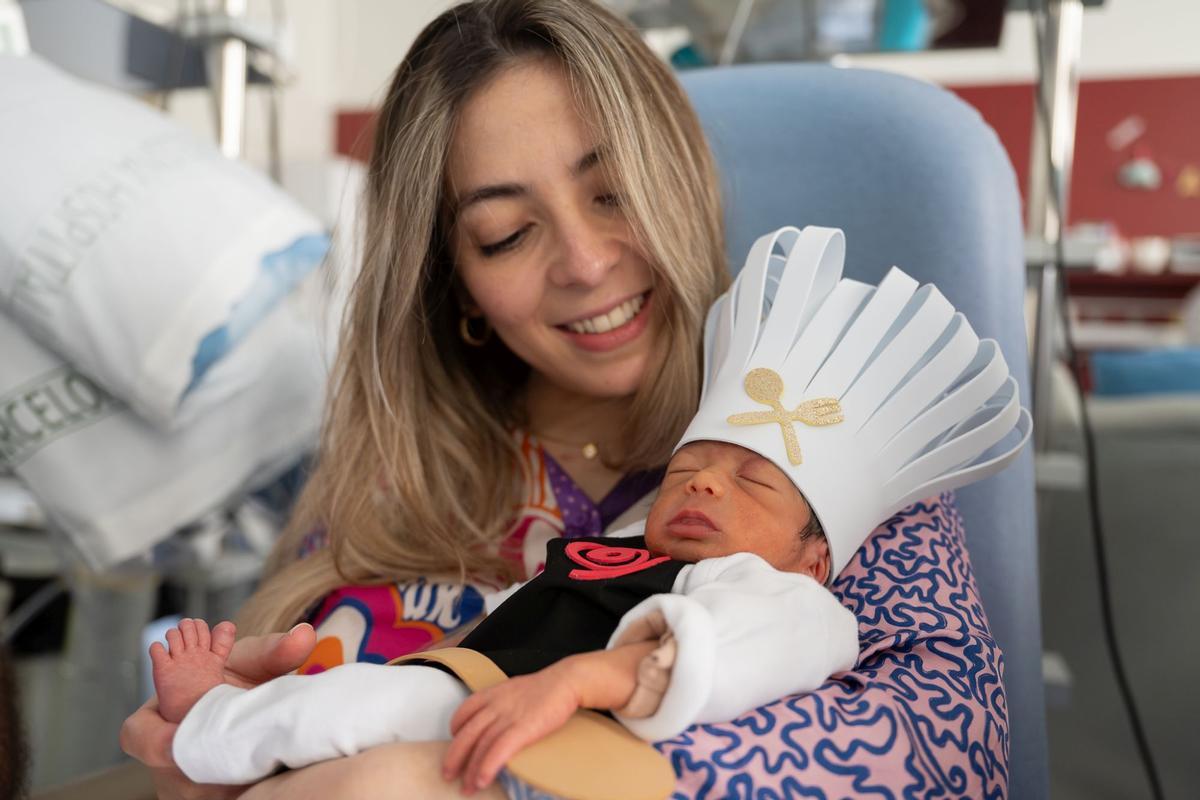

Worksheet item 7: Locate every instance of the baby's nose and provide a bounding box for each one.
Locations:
[687,469,725,497]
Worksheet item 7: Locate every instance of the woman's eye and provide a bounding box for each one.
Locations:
[479,225,529,257]
[595,193,622,208]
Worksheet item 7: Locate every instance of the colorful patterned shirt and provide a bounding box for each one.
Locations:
[295,433,662,670]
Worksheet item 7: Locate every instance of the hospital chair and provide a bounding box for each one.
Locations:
[681,63,1048,799]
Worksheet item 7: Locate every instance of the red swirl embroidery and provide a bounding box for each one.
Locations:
[565,542,670,581]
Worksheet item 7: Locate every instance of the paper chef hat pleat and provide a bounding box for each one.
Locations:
[680,226,1032,581]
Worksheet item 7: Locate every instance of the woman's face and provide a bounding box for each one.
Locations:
[447,59,659,400]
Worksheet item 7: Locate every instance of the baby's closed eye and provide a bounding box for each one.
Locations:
[736,473,775,490]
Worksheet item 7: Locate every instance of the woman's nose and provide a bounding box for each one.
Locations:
[686,469,725,498]
[548,213,622,289]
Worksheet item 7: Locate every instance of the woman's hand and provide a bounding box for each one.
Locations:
[441,663,581,794]
[119,623,317,799]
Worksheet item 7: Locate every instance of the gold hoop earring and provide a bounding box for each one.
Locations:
[459,314,492,347]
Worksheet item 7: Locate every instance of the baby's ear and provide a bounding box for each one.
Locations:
[809,537,831,585]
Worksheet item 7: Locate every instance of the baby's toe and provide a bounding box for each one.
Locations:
[179,618,198,648]
[211,621,237,660]
[196,619,211,650]
[166,626,183,656]
[149,641,169,667]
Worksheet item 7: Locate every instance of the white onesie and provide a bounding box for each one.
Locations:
[173,548,858,784]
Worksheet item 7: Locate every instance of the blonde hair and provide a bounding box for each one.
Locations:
[238,0,728,635]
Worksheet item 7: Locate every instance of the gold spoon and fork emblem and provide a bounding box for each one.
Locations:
[726,368,844,465]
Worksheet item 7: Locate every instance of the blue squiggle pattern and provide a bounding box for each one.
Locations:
[656,493,1008,799]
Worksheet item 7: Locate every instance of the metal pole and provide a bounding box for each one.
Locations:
[1028,0,1083,453]
[212,0,247,160]
[719,0,757,66]
[268,83,282,183]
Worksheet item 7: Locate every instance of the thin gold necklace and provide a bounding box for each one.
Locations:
[532,431,600,460]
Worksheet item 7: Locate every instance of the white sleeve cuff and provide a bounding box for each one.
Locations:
[607,593,716,742]
[604,555,860,743]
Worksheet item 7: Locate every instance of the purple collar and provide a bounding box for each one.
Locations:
[541,450,663,539]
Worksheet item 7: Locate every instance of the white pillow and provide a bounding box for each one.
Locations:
[0,54,327,430]
[0,273,334,570]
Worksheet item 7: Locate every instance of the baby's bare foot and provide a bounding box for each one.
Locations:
[150,618,237,723]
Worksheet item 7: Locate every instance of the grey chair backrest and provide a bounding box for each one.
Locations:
[682,63,1047,799]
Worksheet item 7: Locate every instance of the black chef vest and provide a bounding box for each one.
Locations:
[460,535,686,678]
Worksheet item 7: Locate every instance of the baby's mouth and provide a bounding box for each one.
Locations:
[666,508,719,538]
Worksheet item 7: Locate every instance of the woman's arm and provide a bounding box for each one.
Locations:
[240,741,507,800]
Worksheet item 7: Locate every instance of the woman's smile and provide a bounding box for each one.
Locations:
[554,290,653,353]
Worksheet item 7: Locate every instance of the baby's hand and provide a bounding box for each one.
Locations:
[442,663,581,794]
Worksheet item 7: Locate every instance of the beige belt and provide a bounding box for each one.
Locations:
[389,648,675,800]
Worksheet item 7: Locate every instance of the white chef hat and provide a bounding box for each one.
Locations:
[678,225,1032,581]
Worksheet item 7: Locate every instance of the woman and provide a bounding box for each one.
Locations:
[234,0,726,644]
[122,1,1008,797]
[126,0,721,794]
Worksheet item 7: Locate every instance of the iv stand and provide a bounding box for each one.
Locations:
[193,0,284,181]
[1028,0,1083,454]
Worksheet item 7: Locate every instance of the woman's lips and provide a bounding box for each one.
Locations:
[555,290,653,354]
[665,508,719,539]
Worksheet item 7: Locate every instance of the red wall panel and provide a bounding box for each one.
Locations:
[336,74,1200,239]
[950,75,1200,237]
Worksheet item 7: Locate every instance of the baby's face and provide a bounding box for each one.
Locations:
[645,441,829,581]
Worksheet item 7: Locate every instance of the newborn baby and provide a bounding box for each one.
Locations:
[153,439,858,791]
[153,222,1033,796]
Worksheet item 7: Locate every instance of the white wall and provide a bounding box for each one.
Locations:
[332,0,458,107]
[158,0,455,219]
[156,0,1200,182]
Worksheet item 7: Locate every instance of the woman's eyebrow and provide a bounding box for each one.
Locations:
[455,182,527,217]
[572,148,602,176]
[452,148,602,220]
